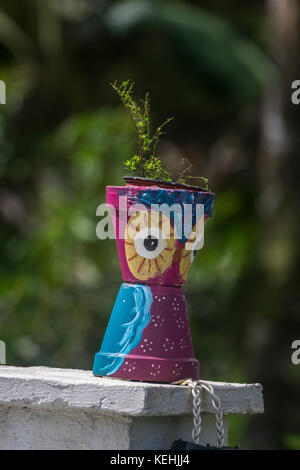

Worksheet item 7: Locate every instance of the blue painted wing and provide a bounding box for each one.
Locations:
[93,283,152,376]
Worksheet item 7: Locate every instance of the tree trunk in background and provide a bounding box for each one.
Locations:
[247,0,300,449]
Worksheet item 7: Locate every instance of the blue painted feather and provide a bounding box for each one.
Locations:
[93,283,152,376]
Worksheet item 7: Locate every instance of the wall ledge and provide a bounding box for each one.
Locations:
[0,366,263,417]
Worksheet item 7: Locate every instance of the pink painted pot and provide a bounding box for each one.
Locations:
[93,179,215,382]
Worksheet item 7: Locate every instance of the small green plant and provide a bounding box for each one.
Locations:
[111,80,209,190]
[111,80,172,180]
[176,158,209,190]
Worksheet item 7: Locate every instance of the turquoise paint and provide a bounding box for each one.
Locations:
[93,283,153,376]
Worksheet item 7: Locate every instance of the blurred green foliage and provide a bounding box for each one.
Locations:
[284,434,300,450]
[0,0,299,450]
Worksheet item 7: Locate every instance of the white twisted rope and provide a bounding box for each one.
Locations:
[188,381,202,444]
[181,379,225,448]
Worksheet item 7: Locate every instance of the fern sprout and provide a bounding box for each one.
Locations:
[111,80,209,190]
[111,80,172,180]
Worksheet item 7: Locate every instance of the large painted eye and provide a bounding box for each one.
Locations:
[125,211,176,280]
[180,219,204,281]
[134,227,165,259]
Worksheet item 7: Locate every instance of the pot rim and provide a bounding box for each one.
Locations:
[123,176,214,194]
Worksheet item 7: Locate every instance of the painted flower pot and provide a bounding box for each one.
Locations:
[93,178,215,383]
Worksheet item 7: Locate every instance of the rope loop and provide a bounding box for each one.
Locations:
[180,379,225,448]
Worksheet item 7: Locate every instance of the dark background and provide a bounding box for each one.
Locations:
[0,0,300,449]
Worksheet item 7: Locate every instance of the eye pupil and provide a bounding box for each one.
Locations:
[143,235,159,252]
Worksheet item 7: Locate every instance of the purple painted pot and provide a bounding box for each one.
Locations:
[93,179,215,382]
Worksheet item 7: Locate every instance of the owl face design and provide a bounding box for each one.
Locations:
[124,210,204,285]
[106,185,215,286]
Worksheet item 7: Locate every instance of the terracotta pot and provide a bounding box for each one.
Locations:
[93,179,215,382]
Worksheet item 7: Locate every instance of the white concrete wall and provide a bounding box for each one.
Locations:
[0,366,264,450]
